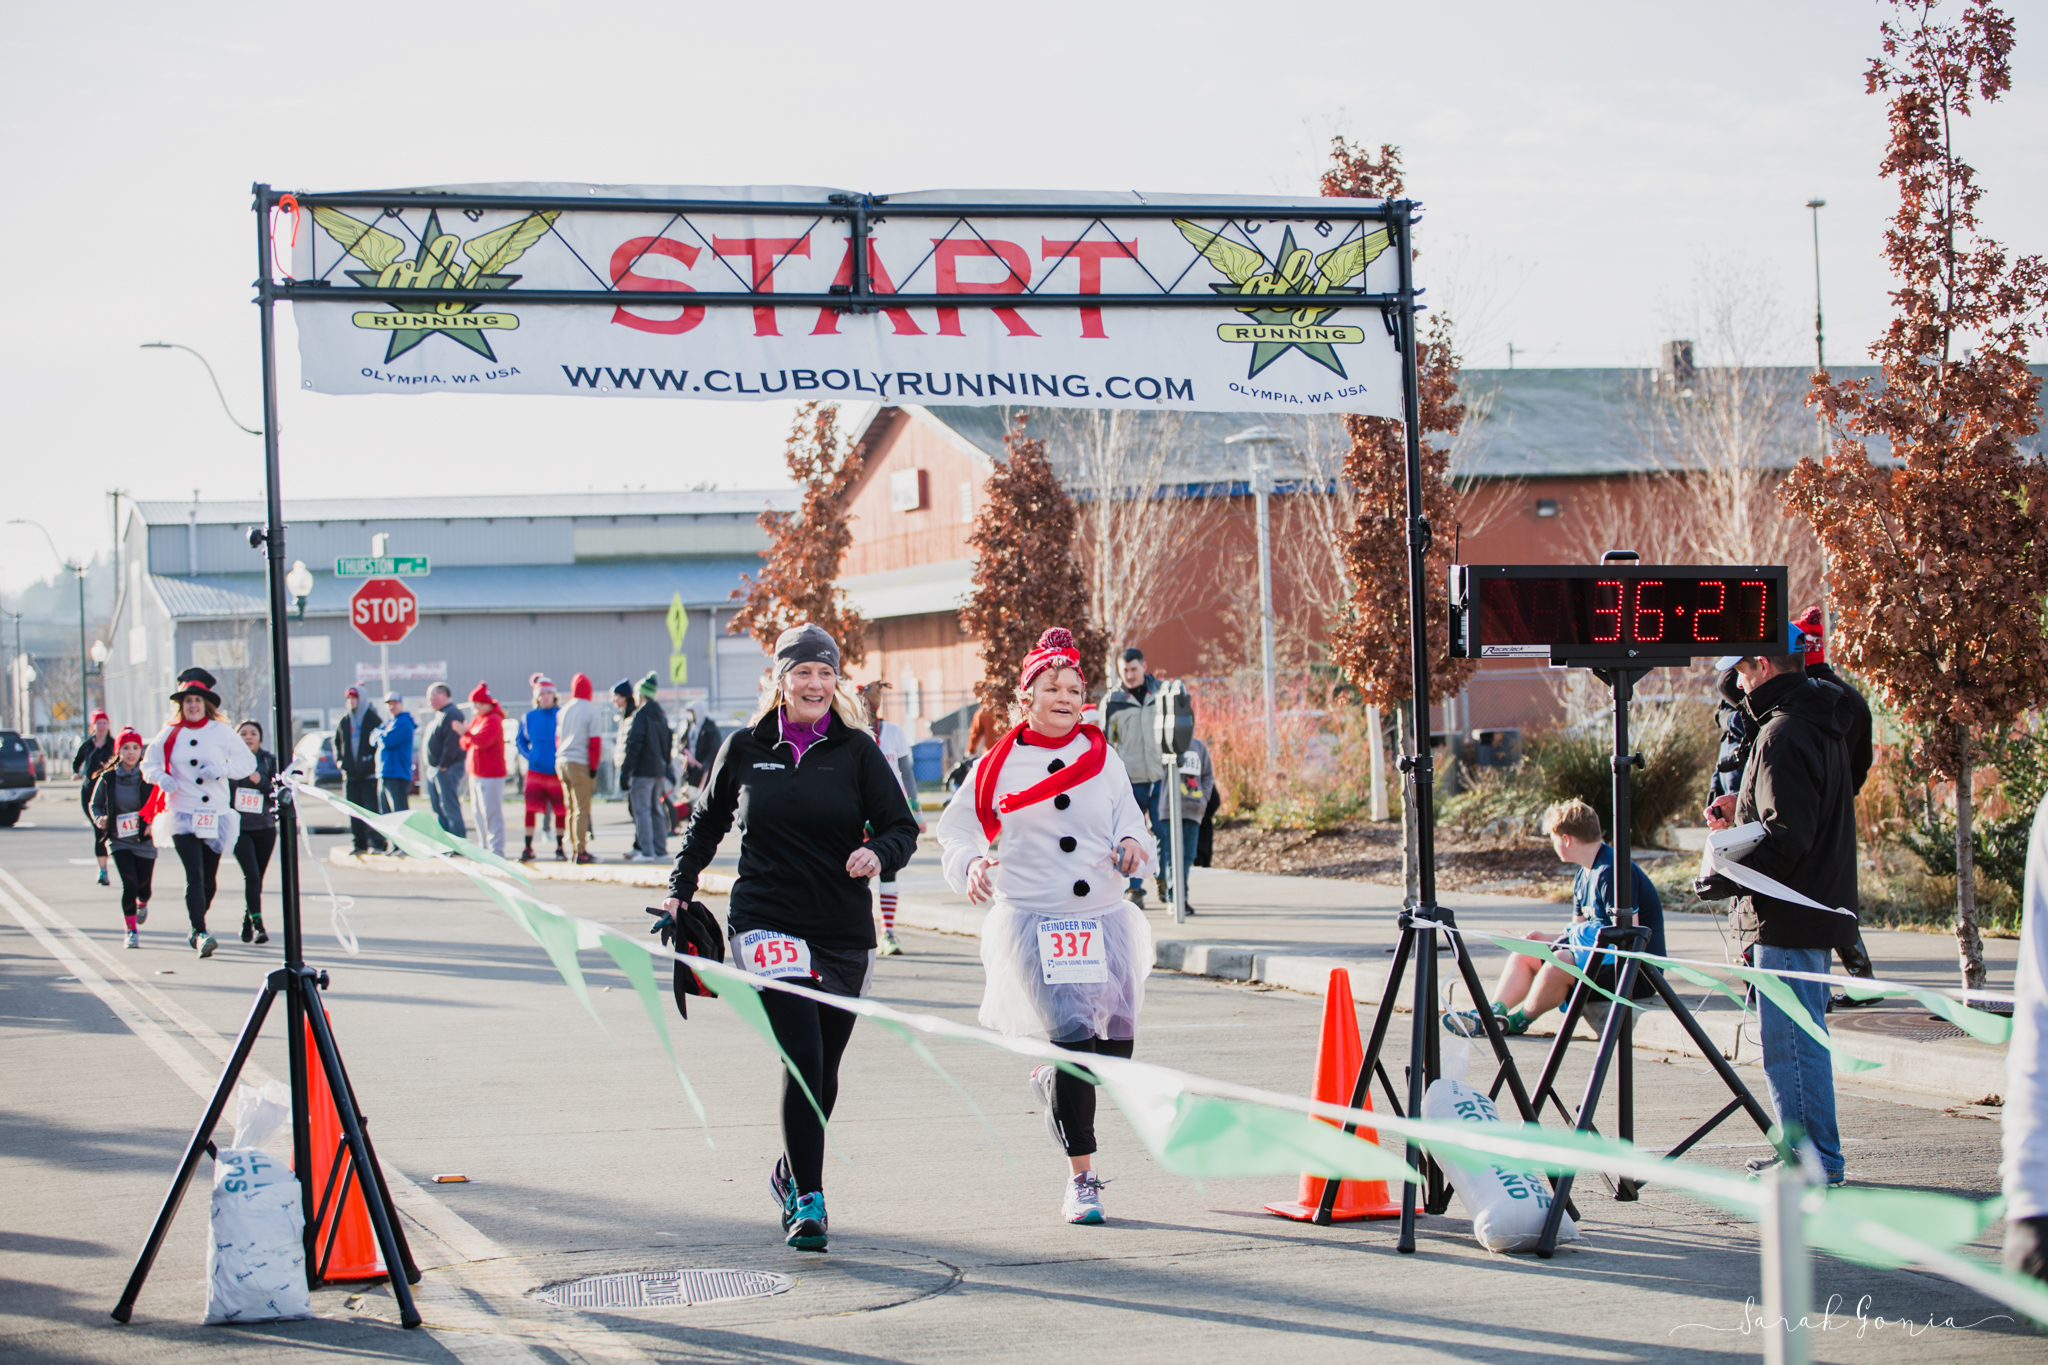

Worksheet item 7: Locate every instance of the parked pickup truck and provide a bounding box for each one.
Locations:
[0,730,38,826]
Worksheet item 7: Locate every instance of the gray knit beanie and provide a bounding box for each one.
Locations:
[773,623,841,680]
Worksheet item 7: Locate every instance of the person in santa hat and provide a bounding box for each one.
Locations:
[516,673,567,862]
[74,708,115,885]
[139,668,256,958]
[936,627,1156,1226]
[554,673,603,863]
[89,727,155,948]
[461,682,508,856]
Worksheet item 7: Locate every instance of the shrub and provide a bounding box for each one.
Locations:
[1197,672,1377,831]
[1519,698,1716,849]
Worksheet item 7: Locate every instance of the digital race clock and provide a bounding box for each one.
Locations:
[1449,564,1791,663]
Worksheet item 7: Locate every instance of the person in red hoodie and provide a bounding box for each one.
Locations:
[554,672,604,864]
[461,682,508,856]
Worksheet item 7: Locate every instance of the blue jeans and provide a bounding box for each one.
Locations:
[429,766,466,838]
[1754,944,1845,1180]
[378,776,410,816]
[1127,782,1159,889]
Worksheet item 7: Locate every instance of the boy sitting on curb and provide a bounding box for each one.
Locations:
[1445,799,1667,1037]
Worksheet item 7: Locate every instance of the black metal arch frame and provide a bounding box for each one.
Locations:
[112,183,1474,1328]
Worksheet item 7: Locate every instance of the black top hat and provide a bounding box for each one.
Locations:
[170,666,221,708]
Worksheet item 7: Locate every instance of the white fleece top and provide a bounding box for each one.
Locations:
[937,727,1156,918]
[140,718,257,815]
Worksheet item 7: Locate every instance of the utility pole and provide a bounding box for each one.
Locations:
[1807,197,1832,644]
[1225,427,1286,765]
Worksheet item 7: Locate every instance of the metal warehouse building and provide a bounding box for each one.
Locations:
[104,491,794,742]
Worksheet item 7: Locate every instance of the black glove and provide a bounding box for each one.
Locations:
[1691,871,1739,902]
[646,904,677,947]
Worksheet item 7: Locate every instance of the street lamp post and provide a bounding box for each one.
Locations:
[139,342,262,435]
[6,519,88,730]
[1807,198,1832,642]
[1224,427,1285,764]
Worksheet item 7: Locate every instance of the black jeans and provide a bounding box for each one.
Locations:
[171,833,221,935]
[344,775,386,851]
[112,849,155,916]
[760,987,860,1196]
[1048,1036,1137,1157]
[234,827,276,922]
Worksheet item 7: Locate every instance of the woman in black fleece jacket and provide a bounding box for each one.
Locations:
[663,623,919,1252]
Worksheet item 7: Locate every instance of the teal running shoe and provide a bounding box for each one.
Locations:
[785,1191,828,1251]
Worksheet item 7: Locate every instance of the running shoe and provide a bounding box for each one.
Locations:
[196,933,218,959]
[124,930,139,949]
[253,918,269,945]
[519,846,536,863]
[785,1192,828,1251]
[1744,1154,1781,1177]
[554,844,567,862]
[1827,1173,1849,1189]
[241,917,255,944]
[1442,1009,1485,1037]
[1030,1065,1066,1153]
[878,932,902,957]
[97,868,109,886]
[621,850,643,863]
[769,1156,797,1230]
[575,852,596,865]
[1831,992,1882,1010]
[135,903,148,925]
[1063,1171,1107,1225]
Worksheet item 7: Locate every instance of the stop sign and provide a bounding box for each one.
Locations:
[349,577,419,644]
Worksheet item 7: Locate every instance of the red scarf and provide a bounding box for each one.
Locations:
[974,723,1107,841]
[141,717,209,822]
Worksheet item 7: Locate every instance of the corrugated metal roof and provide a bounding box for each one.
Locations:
[133,490,797,526]
[907,364,2048,482]
[150,558,763,620]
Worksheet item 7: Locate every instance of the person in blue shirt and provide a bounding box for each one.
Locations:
[371,692,416,817]
[515,673,565,863]
[1446,798,1665,1037]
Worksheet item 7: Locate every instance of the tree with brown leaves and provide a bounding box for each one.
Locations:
[961,414,1111,719]
[1320,139,1476,711]
[1781,0,2048,989]
[729,401,868,667]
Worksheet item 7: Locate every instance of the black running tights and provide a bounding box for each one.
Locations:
[234,828,276,921]
[1050,1036,1136,1157]
[760,987,858,1196]
[172,833,221,935]
[112,849,155,916]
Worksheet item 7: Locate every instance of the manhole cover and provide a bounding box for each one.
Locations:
[535,1268,792,1309]
[1834,1011,1969,1043]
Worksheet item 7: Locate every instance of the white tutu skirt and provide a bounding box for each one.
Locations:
[977,897,1151,1043]
[153,807,240,858]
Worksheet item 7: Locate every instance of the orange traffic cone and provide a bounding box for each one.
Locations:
[302,1013,387,1282]
[1264,967,1403,1221]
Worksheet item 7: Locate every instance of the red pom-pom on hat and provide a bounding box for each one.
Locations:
[1020,627,1084,690]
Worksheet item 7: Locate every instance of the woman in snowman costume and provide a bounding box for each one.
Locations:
[937,627,1156,1225]
[140,667,257,958]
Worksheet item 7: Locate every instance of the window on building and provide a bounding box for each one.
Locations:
[904,675,922,722]
[890,468,929,512]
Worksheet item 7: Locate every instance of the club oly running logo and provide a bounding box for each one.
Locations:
[1175,220,1392,380]
[312,207,559,363]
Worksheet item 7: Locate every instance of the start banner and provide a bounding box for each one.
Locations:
[287,184,1406,417]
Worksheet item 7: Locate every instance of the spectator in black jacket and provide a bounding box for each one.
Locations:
[1702,651,1860,1188]
[617,675,670,861]
[334,687,384,854]
[74,709,115,885]
[662,623,920,1254]
[421,682,467,838]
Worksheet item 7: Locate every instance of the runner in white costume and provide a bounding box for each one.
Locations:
[936,628,1156,1224]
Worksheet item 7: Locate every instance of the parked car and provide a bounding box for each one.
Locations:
[0,731,37,826]
[292,731,344,789]
[23,736,47,782]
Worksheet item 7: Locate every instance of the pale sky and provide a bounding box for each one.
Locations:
[3,0,2044,593]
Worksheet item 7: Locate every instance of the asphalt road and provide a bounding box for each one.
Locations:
[0,791,2036,1363]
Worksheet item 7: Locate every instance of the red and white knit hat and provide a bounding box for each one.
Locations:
[1020,627,1083,690]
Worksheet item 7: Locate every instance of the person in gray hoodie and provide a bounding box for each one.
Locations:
[554,672,604,863]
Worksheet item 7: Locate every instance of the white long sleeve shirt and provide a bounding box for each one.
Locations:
[139,718,256,816]
[2003,796,2048,1220]
[937,727,1156,918]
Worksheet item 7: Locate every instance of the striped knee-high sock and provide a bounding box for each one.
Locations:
[879,891,897,934]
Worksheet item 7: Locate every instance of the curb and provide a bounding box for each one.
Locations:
[326,847,735,896]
